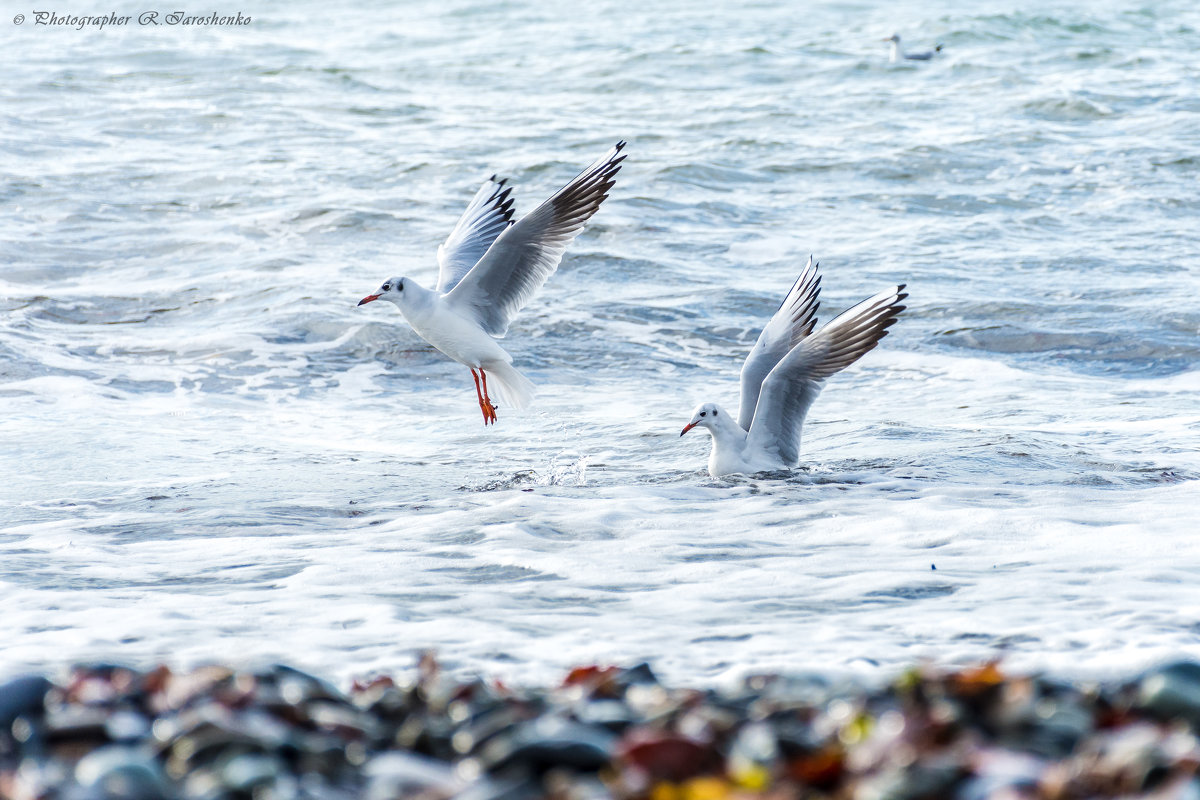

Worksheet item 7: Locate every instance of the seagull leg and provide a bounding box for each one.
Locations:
[470,368,492,425]
[479,370,498,425]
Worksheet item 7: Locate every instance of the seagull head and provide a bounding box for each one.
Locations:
[358,276,407,307]
[883,33,900,43]
[680,402,724,437]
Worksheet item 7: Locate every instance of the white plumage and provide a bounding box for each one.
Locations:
[359,142,626,425]
[885,33,943,62]
[680,256,907,477]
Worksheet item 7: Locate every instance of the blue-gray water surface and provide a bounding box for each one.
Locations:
[2,0,1199,683]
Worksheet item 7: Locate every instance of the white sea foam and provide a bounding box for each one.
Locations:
[4,0,1200,685]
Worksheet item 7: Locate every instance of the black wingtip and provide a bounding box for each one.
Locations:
[615,140,627,150]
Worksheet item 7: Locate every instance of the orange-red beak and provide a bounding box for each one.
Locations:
[680,422,697,437]
[358,294,380,306]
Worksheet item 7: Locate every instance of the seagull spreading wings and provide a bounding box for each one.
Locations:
[358,142,626,425]
[680,257,907,476]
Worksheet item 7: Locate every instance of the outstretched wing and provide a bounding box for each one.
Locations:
[435,176,516,293]
[746,284,907,466]
[443,141,626,337]
[737,256,822,431]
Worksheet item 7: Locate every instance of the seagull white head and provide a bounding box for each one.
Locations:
[358,276,408,308]
[680,402,731,437]
[884,33,902,61]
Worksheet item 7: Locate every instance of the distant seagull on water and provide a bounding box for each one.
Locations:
[358,142,626,425]
[884,33,943,62]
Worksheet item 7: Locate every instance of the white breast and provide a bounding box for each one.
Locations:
[406,299,511,368]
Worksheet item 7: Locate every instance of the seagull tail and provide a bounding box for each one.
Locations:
[486,361,536,411]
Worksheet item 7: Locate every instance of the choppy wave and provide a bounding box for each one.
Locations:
[3,0,1200,684]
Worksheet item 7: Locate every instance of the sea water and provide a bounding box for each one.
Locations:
[3,0,1200,684]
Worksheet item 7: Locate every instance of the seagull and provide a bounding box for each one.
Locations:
[358,142,626,425]
[884,33,943,62]
[680,257,907,477]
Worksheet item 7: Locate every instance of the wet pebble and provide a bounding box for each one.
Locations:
[480,715,615,776]
[0,675,52,729]
[1138,662,1200,726]
[5,658,1200,799]
[74,745,171,800]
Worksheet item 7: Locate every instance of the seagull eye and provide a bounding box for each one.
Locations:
[700,411,707,417]
[382,283,391,291]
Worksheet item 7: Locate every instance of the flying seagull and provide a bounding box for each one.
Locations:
[358,142,626,425]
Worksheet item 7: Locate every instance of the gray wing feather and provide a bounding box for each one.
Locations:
[747,285,907,465]
[435,176,516,293]
[443,142,626,337]
[737,256,821,430]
